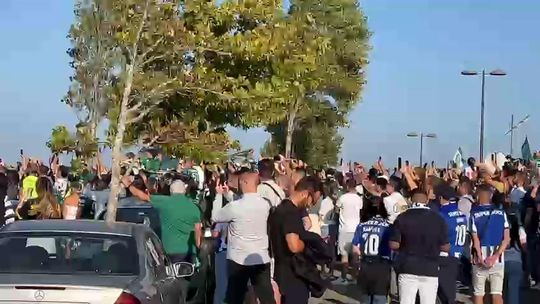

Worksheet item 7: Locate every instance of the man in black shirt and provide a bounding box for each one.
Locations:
[270,176,322,304]
[390,190,450,304]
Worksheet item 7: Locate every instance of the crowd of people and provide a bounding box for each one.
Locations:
[1,149,540,304]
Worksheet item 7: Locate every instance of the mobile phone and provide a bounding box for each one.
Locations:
[405,160,409,167]
[378,156,382,161]
[398,157,402,170]
[20,149,23,156]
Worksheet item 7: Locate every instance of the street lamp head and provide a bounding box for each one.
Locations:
[461,70,479,76]
[425,133,437,138]
[407,132,419,137]
[489,69,507,76]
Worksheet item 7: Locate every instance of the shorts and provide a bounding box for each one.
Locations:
[338,232,354,257]
[358,258,391,296]
[472,263,504,296]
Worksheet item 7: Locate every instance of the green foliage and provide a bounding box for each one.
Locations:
[47,126,77,153]
[63,0,117,138]
[264,0,370,161]
[46,124,99,159]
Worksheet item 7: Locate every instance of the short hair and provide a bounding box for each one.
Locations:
[258,159,274,179]
[295,176,323,194]
[170,180,186,194]
[59,165,69,178]
[388,175,402,192]
[411,188,428,203]
[476,184,493,194]
[345,178,356,190]
[467,157,476,167]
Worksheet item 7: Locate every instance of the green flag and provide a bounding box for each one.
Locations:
[522,137,532,162]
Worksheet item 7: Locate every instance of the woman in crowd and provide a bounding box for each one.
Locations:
[35,176,62,219]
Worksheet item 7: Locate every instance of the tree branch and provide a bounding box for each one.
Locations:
[140,36,164,62]
[131,0,151,64]
[181,86,234,99]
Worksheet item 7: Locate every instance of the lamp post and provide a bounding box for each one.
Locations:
[505,114,530,156]
[407,132,437,166]
[461,69,507,162]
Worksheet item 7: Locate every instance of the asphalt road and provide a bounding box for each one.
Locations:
[308,280,540,304]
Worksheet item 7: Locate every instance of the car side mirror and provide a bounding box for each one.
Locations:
[173,262,194,278]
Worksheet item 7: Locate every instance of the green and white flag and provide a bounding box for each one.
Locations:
[453,147,464,168]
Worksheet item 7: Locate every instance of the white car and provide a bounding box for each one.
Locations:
[0,220,193,304]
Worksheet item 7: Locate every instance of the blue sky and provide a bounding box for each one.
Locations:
[1,0,539,167]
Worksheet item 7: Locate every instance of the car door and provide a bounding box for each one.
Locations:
[145,234,182,304]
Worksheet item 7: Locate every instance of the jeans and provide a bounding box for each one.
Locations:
[504,261,523,304]
[527,235,538,281]
[437,257,459,304]
[398,274,438,304]
[214,251,228,304]
[225,260,275,304]
[360,295,387,304]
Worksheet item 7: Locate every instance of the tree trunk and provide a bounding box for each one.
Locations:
[285,101,298,159]
[106,63,135,223]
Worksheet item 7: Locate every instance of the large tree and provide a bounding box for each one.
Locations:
[265,0,370,160]
[64,0,294,221]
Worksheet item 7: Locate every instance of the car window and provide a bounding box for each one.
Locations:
[145,235,169,277]
[0,233,138,275]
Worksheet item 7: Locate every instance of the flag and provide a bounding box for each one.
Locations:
[453,147,464,168]
[522,137,532,162]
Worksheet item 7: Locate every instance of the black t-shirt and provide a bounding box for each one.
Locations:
[522,190,539,235]
[390,206,449,277]
[270,199,304,278]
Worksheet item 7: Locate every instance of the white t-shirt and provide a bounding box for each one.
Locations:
[384,192,408,224]
[465,166,475,180]
[319,197,336,225]
[510,186,526,205]
[257,179,286,207]
[336,192,363,233]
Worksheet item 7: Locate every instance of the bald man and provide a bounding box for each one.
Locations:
[212,171,276,304]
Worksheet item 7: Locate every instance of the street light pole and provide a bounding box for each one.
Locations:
[480,70,486,162]
[505,114,530,156]
[407,132,436,166]
[510,114,514,156]
[419,133,424,166]
[461,69,506,162]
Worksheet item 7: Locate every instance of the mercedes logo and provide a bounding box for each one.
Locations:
[34,290,45,301]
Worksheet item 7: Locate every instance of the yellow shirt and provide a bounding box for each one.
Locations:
[22,176,38,200]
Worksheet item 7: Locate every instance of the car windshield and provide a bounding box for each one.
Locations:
[0,233,139,275]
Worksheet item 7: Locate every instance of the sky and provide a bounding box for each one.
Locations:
[1,0,540,167]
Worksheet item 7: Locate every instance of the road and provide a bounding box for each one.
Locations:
[308,280,540,304]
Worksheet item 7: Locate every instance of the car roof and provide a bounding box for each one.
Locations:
[0,220,145,237]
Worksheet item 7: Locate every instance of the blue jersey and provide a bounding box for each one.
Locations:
[470,204,509,262]
[352,216,391,259]
[439,201,467,258]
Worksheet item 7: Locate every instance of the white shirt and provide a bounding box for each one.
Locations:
[465,166,475,180]
[319,197,336,225]
[212,193,271,266]
[510,186,526,205]
[257,179,285,207]
[336,192,363,233]
[384,192,408,224]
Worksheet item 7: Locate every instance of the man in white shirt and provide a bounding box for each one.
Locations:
[257,159,285,207]
[384,176,408,224]
[336,179,363,281]
[212,172,275,304]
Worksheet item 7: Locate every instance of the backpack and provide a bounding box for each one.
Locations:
[264,197,277,258]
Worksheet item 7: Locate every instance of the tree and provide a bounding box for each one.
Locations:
[63,0,116,139]
[267,0,370,159]
[66,0,290,222]
[263,98,345,167]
